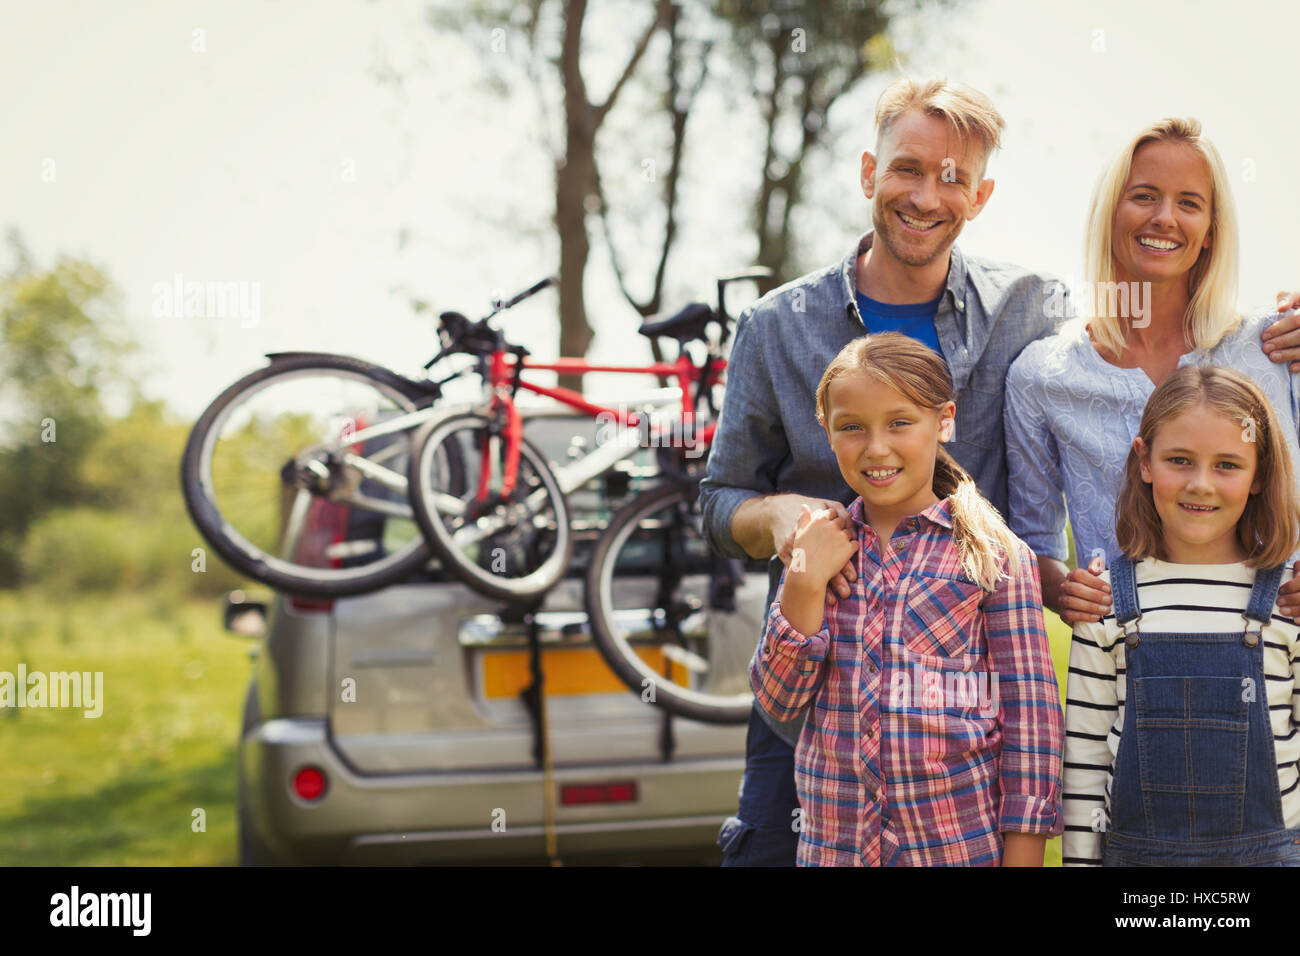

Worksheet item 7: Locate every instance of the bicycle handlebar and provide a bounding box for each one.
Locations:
[488,276,556,317]
[429,267,770,369]
[715,267,772,326]
[716,267,773,286]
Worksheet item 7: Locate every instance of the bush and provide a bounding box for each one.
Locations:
[20,506,243,597]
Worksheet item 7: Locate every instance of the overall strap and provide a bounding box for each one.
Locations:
[1242,565,1286,647]
[1109,554,1142,637]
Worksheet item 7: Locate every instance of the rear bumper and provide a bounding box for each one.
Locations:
[241,717,743,864]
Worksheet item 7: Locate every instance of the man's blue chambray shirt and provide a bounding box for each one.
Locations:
[698,231,1068,747]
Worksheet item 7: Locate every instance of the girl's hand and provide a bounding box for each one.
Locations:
[1058,555,1113,625]
[1001,832,1046,867]
[775,497,857,600]
[786,504,857,593]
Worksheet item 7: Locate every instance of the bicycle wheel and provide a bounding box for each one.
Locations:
[584,481,766,724]
[181,353,464,596]
[408,410,573,604]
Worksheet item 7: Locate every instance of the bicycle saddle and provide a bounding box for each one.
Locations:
[439,311,498,355]
[638,302,713,343]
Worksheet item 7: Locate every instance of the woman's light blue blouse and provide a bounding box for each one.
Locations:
[1004,310,1300,566]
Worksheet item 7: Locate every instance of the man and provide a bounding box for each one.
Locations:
[699,76,1300,867]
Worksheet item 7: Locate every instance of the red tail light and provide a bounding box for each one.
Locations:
[289,595,334,613]
[293,766,327,801]
[559,781,638,806]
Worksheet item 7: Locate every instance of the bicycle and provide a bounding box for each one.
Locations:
[179,280,578,598]
[407,270,773,722]
[407,270,767,602]
[181,274,740,599]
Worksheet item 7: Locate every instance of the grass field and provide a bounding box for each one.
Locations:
[0,591,249,866]
[0,589,1076,867]
[1043,609,1072,868]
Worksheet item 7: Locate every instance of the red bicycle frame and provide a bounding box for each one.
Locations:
[474,348,724,500]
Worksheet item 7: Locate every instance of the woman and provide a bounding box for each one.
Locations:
[1004,116,1300,622]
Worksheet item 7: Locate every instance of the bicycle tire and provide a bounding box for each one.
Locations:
[408,410,573,605]
[181,353,463,597]
[584,481,756,724]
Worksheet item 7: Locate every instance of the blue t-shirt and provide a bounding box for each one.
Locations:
[854,289,943,357]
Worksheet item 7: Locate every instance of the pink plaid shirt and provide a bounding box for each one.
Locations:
[750,495,1064,866]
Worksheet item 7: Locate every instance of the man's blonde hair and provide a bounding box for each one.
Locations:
[1083,117,1241,358]
[874,76,1006,179]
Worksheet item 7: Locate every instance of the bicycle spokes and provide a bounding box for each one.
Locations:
[202,368,424,577]
[417,416,568,585]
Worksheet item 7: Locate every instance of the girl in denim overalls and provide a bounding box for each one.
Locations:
[1062,366,1300,866]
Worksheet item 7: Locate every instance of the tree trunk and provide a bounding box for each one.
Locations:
[555,0,596,396]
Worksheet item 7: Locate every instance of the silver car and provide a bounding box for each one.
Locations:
[231,408,758,865]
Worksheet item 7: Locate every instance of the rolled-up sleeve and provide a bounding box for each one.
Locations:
[983,540,1065,837]
[748,567,831,722]
[1004,351,1069,562]
[699,306,786,559]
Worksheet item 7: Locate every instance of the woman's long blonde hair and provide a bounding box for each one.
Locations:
[814,332,1018,590]
[1083,117,1241,358]
[1116,365,1300,568]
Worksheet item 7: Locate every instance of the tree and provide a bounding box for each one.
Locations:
[0,237,138,586]
[419,0,936,381]
[429,0,672,392]
[714,0,896,293]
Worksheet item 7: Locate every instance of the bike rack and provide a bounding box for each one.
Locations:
[506,596,563,865]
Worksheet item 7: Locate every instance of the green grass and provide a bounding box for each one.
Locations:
[0,590,250,865]
[1044,607,1072,868]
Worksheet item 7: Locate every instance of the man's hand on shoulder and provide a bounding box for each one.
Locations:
[1278,559,1300,620]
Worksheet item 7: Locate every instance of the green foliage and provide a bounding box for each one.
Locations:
[714,0,891,78]
[19,505,243,600]
[76,397,185,512]
[0,244,139,585]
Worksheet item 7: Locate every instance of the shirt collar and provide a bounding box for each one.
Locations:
[846,494,954,533]
[839,231,969,326]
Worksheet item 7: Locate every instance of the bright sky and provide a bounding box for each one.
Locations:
[2,0,1297,420]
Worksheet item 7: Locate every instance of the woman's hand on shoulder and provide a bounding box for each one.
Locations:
[1058,555,1113,626]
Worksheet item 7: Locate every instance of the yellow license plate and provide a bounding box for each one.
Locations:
[482,646,689,698]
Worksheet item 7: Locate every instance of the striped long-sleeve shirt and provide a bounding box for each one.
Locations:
[1062,559,1300,866]
[749,495,1065,866]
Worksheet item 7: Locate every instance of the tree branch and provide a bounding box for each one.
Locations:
[522,0,561,161]
[592,0,671,129]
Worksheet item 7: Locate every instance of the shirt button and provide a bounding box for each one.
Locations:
[868,790,876,802]
[892,539,906,552]
[907,519,918,531]
[956,299,965,311]
[866,728,874,739]
[868,663,877,673]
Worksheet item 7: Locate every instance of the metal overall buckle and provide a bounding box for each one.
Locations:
[1242,614,1264,648]
[1120,615,1142,649]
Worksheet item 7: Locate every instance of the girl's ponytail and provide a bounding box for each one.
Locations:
[934,446,1019,591]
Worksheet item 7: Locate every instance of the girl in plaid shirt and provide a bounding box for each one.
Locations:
[750,332,1064,866]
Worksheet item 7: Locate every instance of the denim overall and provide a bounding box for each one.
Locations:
[1102,555,1300,866]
